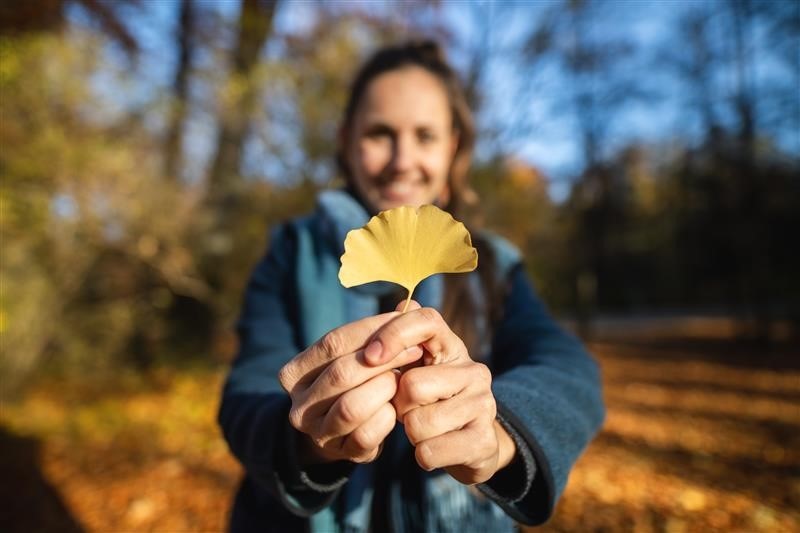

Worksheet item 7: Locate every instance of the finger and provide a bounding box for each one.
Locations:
[342,402,397,463]
[414,423,496,475]
[364,307,468,366]
[402,396,476,445]
[361,299,421,366]
[394,298,422,313]
[295,345,422,424]
[279,311,402,393]
[393,362,491,419]
[320,370,399,441]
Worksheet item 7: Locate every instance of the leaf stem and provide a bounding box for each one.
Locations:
[402,289,413,313]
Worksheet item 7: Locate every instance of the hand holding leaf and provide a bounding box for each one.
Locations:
[336,206,507,481]
[338,205,478,312]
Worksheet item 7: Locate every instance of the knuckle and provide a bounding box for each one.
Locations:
[311,434,328,450]
[476,431,497,458]
[277,365,294,392]
[325,359,350,388]
[352,448,379,464]
[419,307,443,325]
[486,399,498,420]
[319,330,344,358]
[400,369,425,401]
[336,396,360,426]
[473,363,493,386]
[479,393,497,418]
[288,406,304,431]
[385,402,398,423]
[456,338,469,358]
[349,426,375,452]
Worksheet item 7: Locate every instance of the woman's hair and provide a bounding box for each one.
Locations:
[338,40,506,359]
[336,40,476,219]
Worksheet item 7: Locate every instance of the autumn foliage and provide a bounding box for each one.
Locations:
[1,1,798,531]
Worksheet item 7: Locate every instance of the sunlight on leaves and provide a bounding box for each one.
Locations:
[338,205,477,312]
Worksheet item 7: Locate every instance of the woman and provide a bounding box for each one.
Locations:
[218,40,604,532]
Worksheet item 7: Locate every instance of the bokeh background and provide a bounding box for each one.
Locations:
[1,0,799,531]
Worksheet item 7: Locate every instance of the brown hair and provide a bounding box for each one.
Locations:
[338,40,505,360]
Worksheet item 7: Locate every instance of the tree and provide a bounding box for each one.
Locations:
[662,0,800,339]
[0,0,140,55]
[207,0,278,193]
[163,0,196,182]
[520,0,644,332]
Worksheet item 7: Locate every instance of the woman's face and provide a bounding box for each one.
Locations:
[343,66,458,213]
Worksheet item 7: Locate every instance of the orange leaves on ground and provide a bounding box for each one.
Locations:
[2,338,799,532]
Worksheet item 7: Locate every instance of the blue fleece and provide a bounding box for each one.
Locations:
[218,190,605,531]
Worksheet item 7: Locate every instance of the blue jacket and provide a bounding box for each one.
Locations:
[218,189,605,532]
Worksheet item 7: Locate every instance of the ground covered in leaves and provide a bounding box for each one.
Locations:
[2,336,798,532]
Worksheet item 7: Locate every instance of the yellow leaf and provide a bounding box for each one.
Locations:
[339,205,478,312]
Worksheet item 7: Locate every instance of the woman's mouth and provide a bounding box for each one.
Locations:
[380,181,422,203]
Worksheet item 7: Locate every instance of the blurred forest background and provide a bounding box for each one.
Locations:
[1,0,799,532]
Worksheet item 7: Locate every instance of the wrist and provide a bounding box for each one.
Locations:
[493,419,517,472]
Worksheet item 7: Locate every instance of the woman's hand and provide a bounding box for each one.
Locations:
[365,301,517,485]
[278,312,424,465]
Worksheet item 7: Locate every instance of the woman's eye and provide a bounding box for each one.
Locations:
[366,130,390,140]
[364,125,394,141]
[418,131,437,144]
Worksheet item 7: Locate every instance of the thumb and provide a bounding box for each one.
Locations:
[395,299,422,313]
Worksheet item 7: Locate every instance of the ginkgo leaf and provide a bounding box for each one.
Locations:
[339,205,478,312]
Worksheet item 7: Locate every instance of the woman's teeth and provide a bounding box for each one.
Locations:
[384,181,416,197]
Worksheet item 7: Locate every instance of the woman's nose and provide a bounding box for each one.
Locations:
[390,135,415,174]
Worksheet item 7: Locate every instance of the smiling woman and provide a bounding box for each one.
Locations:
[336,41,476,219]
[217,40,605,533]
[341,65,457,211]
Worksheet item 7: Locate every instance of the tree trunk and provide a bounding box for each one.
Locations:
[207,0,278,193]
[163,0,195,181]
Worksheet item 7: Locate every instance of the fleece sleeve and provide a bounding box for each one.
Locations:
[217,225,353,517]
[477,264,605,525]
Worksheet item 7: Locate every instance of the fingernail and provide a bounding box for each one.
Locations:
[365,339,383,364]
[408,345,423,358]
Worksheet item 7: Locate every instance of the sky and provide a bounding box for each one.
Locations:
[68,0,799,203]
